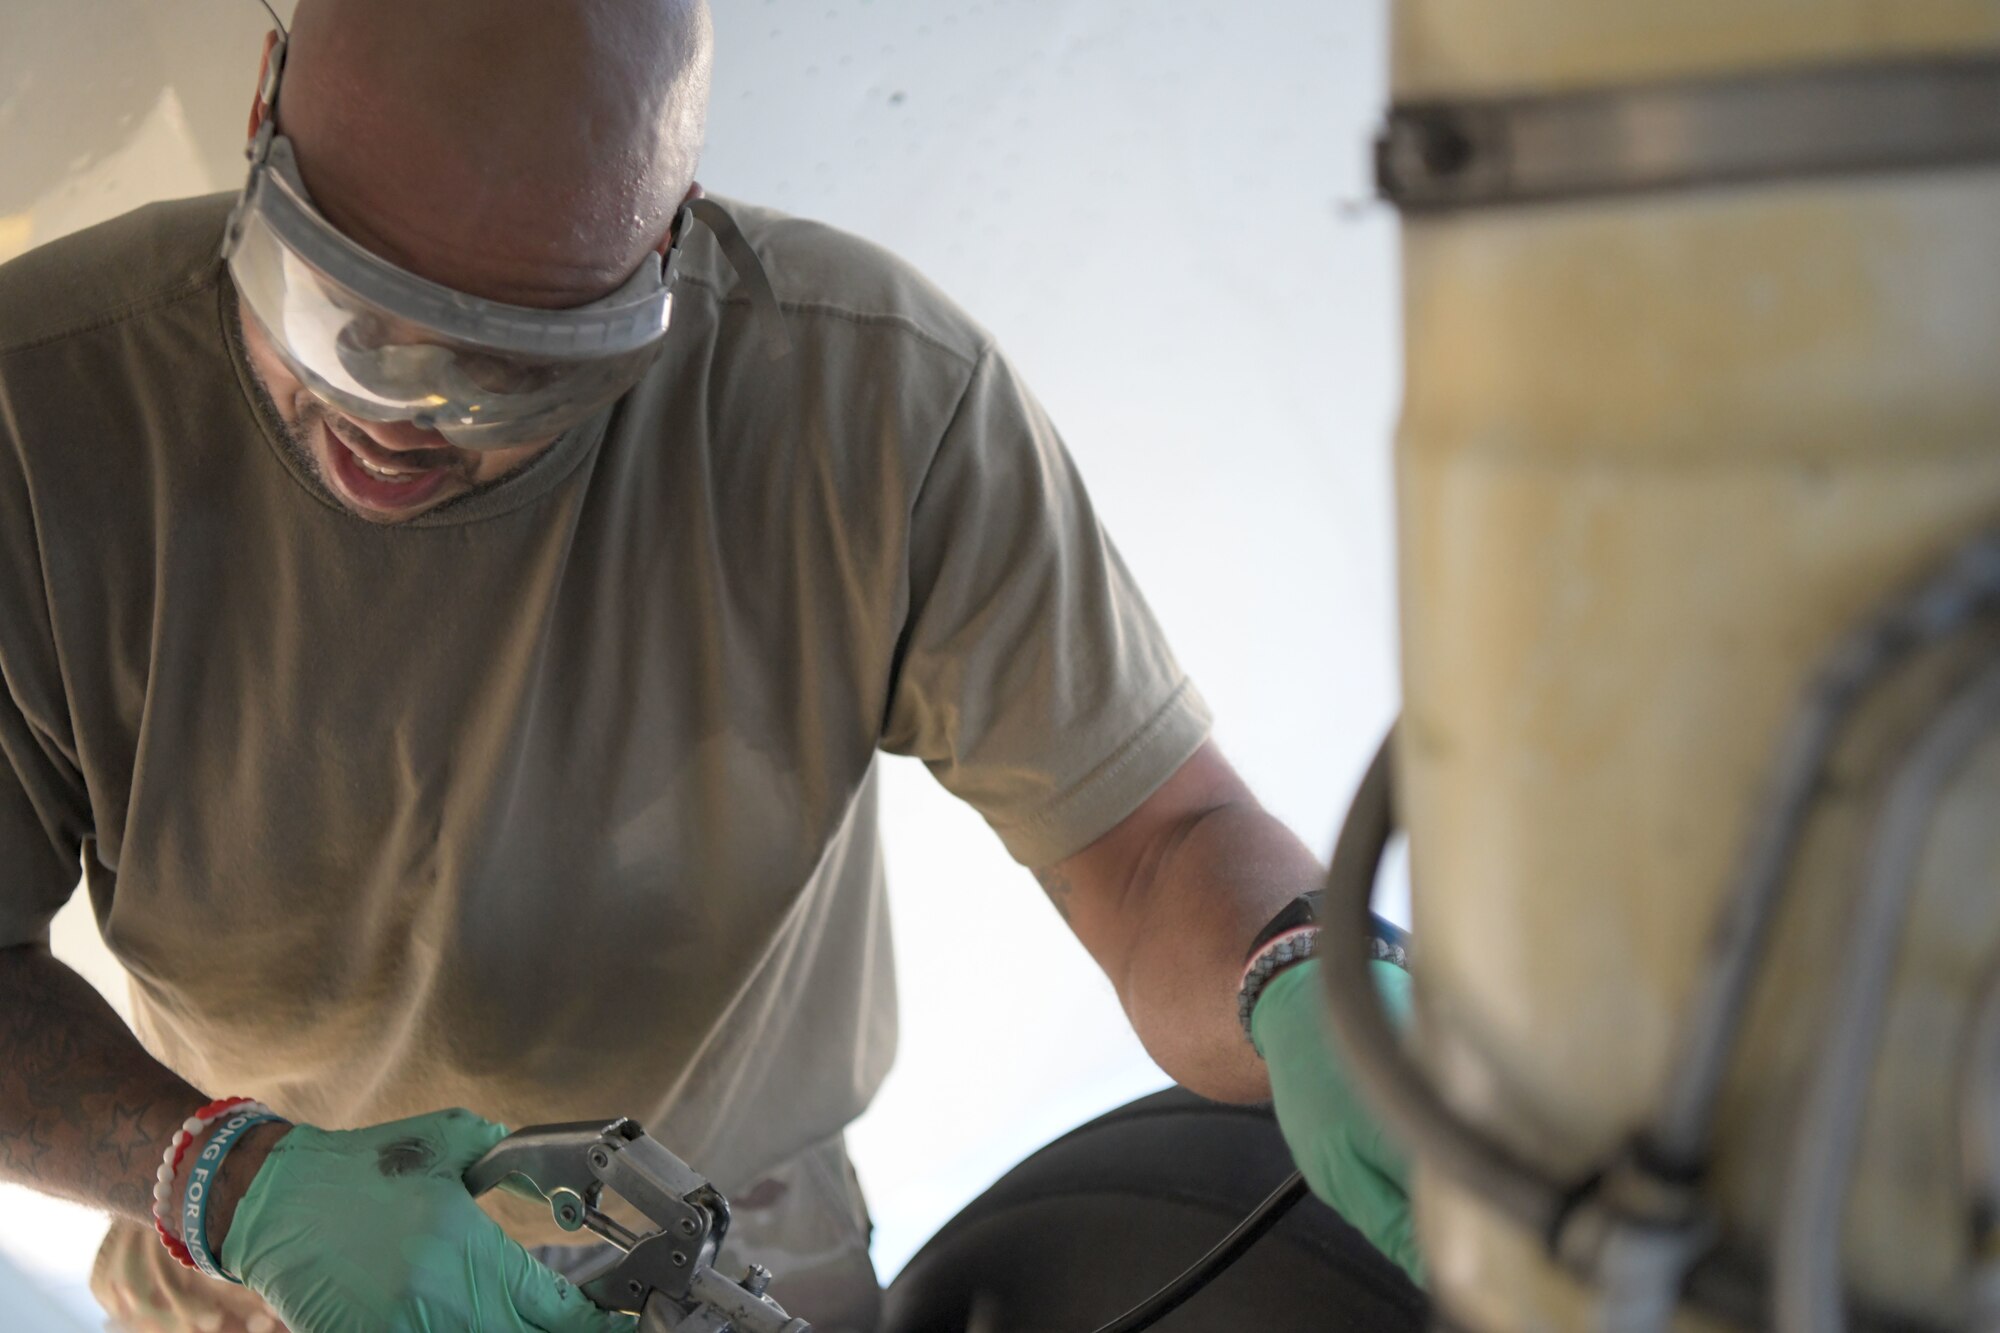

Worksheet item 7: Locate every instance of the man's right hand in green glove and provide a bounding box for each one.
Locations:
[1253,957,1425,1285]
[210,1107,635,1333]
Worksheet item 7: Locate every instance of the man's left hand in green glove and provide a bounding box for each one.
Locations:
[1253,955,1424,1284]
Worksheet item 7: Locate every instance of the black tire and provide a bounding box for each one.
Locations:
[881,1087,1426,1333]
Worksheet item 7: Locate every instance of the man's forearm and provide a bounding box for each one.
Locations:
[0,943,207,1223]
[1111,801,1323,1103]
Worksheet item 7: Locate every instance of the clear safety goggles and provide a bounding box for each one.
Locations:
[221,37,782,450]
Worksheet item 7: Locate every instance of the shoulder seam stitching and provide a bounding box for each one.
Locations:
[675,273,984,367]
[0,271,220,359]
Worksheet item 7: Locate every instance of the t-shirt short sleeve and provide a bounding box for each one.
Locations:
[0,420,89,948]
[881,346,1211,868]
[0,695,83,948]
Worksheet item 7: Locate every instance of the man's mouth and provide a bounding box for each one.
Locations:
[321,420,459,515]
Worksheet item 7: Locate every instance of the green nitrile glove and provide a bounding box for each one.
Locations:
[220,1108,637,1333]
[1253,957,1425,1285]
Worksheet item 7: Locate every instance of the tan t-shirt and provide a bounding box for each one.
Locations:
[0,194,1209,1236]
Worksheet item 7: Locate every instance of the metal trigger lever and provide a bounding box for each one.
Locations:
[466,1118,810,1333]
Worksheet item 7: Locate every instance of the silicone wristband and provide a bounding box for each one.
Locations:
[1238,925,1321,1049]
[161,1100,277,1268]
[182,1109,285,1283]
[1237,899,1413,1051]
[151,1097,258,1271]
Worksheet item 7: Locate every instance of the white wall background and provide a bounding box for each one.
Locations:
[0,0,1401,1321]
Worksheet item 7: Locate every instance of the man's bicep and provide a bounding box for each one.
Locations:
[1032,740,1252,975]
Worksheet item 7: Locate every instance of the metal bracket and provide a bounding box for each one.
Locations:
[1377,56,2000,213]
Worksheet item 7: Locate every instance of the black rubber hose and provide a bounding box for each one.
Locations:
[1314,723,1961,1333]
[1317,729,1568,1236]
[1087,1170,1311,1333]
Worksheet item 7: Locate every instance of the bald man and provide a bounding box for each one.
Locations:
[0,2,1416,1330]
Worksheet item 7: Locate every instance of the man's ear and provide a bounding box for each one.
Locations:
[247,29,282,143]
[655,182,706,256]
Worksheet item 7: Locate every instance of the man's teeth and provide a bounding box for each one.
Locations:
[356,455,426,483]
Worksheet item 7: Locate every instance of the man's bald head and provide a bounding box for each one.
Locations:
[276,0,713,307]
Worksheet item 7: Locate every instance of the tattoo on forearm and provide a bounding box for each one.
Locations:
[105,1100,157,1176]
[0,1118,53,1176]
[0,947,205,1220]
[1034,867,1074,924]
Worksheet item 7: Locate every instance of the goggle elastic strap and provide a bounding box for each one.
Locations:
[680,196,793,363]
